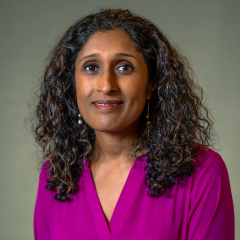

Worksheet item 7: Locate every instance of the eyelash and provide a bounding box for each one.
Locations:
[84,63,133,73]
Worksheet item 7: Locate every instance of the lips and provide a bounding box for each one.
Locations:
[92,100,123,109]
[92,100,123,105]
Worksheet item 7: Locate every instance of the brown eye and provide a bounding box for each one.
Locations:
[84,64,99,72]
[117,64,133,72]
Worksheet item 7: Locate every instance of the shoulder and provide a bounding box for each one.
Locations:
[38,159,51,184]
[190,145,231,199]
[193,146,228,179]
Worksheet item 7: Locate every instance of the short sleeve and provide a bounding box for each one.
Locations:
[187,150,235,240]
[34,161,51,240]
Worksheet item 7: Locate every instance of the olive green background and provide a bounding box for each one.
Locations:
[0,0,239,239]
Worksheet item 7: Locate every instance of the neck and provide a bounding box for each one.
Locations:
[90,120,146,164]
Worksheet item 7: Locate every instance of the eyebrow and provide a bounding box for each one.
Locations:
[78,53,137,63]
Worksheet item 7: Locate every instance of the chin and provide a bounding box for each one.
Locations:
[92,122,128,133]
[94,126,123,133]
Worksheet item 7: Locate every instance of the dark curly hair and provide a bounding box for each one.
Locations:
[35,8,214,202]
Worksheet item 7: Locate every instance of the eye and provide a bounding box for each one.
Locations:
[117,64,133,72]
[84,63,99,73]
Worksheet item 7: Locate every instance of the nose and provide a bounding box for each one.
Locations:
[97,68,118,95]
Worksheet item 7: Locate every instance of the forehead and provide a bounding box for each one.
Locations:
[78,29,138,57]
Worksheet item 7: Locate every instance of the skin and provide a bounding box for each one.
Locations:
[75,29,154,226]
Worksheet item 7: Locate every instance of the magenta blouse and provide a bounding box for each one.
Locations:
[34,147,234,240]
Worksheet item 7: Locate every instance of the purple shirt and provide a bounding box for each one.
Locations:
[34,147,234,240]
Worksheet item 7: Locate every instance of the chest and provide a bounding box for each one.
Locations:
[50,169,191,240]
[49,157,192,240]
[90,165,132,224]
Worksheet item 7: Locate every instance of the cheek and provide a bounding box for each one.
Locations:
[123,81,148,105]
[75,79,92,111]
[121,83,148,123]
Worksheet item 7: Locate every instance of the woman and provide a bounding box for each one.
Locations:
[33,9,234,240]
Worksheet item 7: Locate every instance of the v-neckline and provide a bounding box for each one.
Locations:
[83,154,146,238]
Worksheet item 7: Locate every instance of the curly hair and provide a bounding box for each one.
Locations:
[35,8,214,202]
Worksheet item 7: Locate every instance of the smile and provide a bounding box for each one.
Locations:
[93,103,123,109]
[95,103,117,106]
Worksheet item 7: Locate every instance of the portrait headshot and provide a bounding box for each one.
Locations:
[0,1,239,240]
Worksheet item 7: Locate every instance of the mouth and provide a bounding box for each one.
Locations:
[92,100,123,109]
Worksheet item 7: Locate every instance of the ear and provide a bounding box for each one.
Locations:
[146,84,156,100]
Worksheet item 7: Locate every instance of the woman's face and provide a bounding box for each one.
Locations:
[75,29,153,133]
